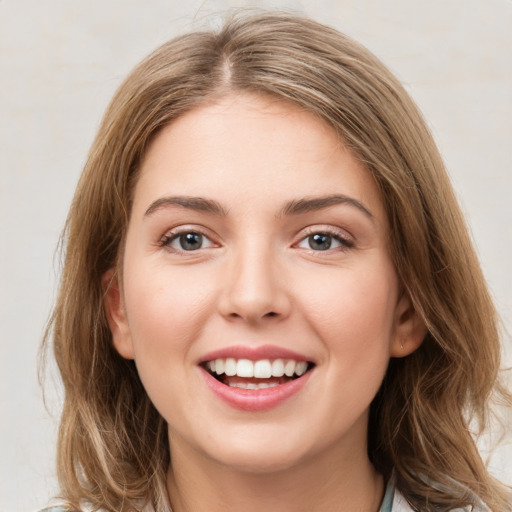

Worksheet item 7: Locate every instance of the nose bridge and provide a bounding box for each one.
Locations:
[219,236,289,323]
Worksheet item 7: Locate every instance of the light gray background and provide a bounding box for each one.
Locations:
[1,1,511,511]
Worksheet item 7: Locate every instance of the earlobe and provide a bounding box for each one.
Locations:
[102,269,135,360]
[390,292,425,358]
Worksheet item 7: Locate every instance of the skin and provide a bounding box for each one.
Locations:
[105,93,423,512]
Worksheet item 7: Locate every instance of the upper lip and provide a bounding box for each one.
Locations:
[199,344,313,364]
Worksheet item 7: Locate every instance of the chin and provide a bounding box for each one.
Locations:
[198,431,314,474]
[216,449,306,475]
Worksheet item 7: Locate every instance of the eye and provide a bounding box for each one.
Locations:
[161,230,215,252]
[296,231,353,251]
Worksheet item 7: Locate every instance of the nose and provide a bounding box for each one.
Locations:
[217,243,291,324]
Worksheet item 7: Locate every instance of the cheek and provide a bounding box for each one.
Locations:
[298,262,398,362]
[123,262,217,358]
[121,263,219,418]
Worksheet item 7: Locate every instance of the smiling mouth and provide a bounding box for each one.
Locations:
[202,358,315,389]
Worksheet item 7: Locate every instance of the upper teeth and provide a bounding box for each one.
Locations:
[206,358,308,379]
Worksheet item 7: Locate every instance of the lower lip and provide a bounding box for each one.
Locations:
[202,369,312,412]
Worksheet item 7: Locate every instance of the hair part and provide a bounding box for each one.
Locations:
[43,11,511,511]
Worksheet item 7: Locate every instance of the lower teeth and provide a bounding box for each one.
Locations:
[228,381,280,390]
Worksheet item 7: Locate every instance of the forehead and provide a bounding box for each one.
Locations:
[134,93,386,222]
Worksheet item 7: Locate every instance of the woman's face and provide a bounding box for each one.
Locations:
[106,93,420,473]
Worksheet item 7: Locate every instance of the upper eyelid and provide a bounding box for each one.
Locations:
[162,224,215,237]
[296,225,353,240]
[159,225,218,246]
[158,224,354,244]
[293,226,355,251]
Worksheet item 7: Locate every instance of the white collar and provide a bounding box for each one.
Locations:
[391,487,491,512]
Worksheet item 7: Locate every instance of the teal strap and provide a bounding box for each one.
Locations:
[379,480,395,512]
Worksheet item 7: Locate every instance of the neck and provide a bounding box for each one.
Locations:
[166,432,384,512]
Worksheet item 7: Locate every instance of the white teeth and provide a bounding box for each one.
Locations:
[224,358,237,376]
[254,360,272,378]
[215,359,225,375]
[258,382,276,389]
[295,361,308,376]
[271,359,285,377]
[205,358,310,379]
[236,359,254,378]
[229,381,280,390]
[284,360,296,377]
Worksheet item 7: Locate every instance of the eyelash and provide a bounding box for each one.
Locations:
[295,227,354,253]
[159,228,216,253]
[159,226,353,255]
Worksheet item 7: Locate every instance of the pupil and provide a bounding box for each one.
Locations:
[180,232,202,250]
[309,233,331,250]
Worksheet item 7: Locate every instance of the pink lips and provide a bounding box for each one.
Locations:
[202,369,312,411]
[199,344,313,412]
[199,344,310,364]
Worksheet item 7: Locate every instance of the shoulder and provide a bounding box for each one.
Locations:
[392,488,491,512]
[391,488,416,512]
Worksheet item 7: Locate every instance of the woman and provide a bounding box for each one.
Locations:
[42,11,511,512]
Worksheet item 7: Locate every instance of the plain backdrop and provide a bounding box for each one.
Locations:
[1,1,511,510]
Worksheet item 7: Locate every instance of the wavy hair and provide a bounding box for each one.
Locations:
[43,11,511,511]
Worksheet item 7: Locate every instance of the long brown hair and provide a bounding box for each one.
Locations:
[43,11,511,511]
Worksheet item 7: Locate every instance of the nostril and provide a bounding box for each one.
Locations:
[265,312,277,317]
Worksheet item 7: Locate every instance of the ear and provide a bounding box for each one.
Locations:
[390,292,425,358]
[102,269,135,360]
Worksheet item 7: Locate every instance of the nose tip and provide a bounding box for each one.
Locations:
[224,301,281,323]
[217,253,290,324]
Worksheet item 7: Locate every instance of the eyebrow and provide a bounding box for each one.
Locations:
[281,194,374,220]
[144,193,373,220]
[144,196,228,217]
